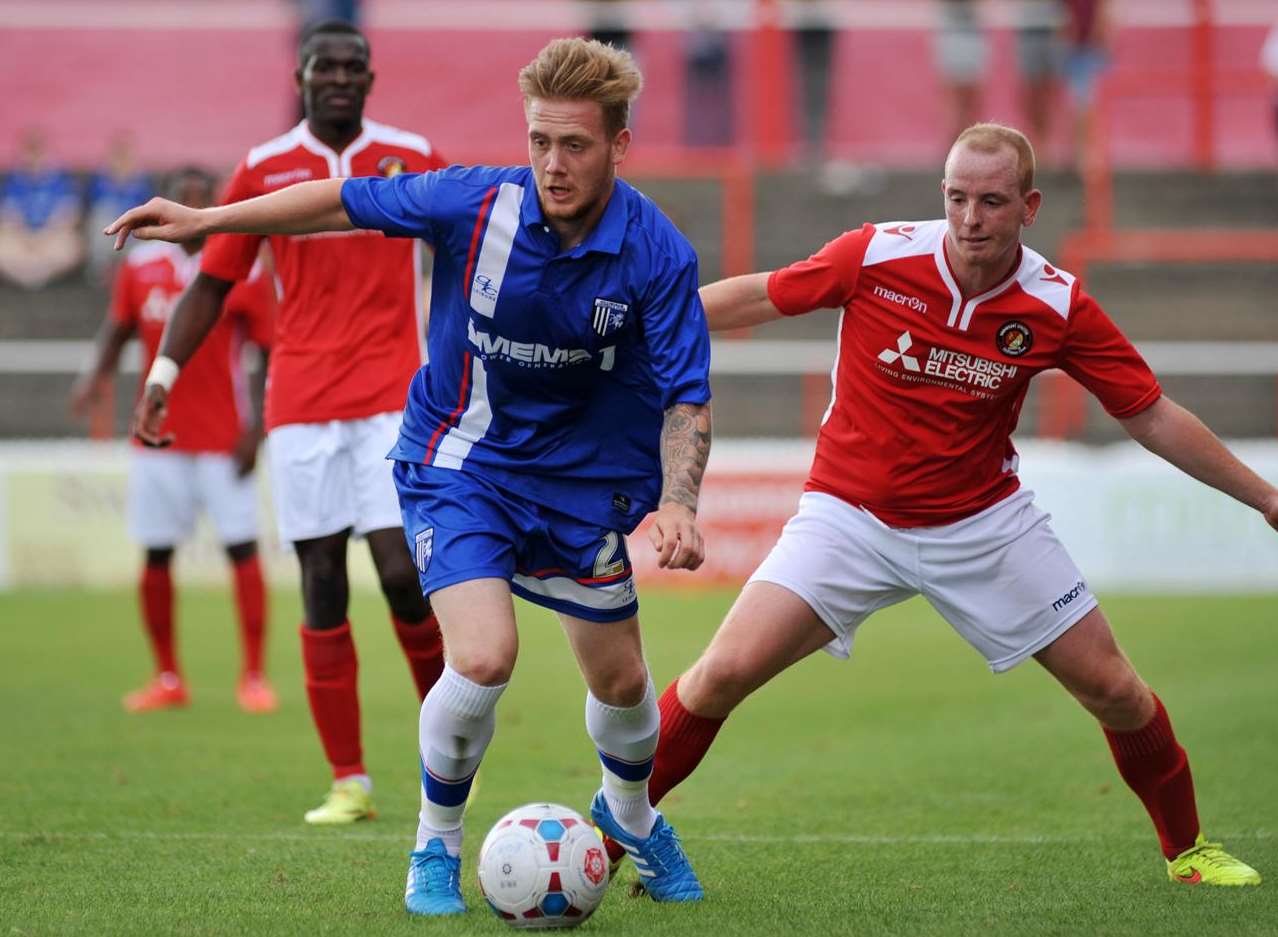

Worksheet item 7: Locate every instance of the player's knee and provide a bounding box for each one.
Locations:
[448,648,516,688]
[590,664,649,709]
[224,540,257,564]
[684,649,756,714]
[297,549,349,629]
[144,547,174,569]
[1078,670,1150,727]
[299,547,345,591]
[376,561,427,619]
[301,565,344,603]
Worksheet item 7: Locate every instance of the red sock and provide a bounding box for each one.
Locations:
[139,564,177,675]
[393,612,445,701]
[1103,693,1200,859]
[232,555,267,675]
[649,679,726,806]
[300,622,365,778]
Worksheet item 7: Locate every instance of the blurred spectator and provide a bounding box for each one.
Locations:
[1059,0,1111,170]
[85,133,153,286]
[793,0,835,164]
[0,128,83,290]
[1262,22,1278,150]
[1016,0,1064,156]
[684,7,733,147]
[587,0,632,51]
[933,0,989,144]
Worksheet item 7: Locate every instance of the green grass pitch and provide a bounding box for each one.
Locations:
[2,587,1274,936]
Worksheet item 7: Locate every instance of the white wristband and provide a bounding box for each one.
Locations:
[146,355,180,391]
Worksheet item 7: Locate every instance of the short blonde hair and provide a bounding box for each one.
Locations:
[518,37,643,137]
[950,123,1037,194]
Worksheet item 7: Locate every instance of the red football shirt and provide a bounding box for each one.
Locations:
[200,119,446,430]
[111,242,276,453]
[767,219,1162,527]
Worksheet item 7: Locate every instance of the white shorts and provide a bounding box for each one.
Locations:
[266,411,404,544]
[750,489,1098,672]
[127,450,259,548]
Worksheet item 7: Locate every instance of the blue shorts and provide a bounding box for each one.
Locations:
[394,461,639,623]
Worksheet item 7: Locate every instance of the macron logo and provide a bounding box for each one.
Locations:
[1051,580,1087,612]
[873,285,928,315]
[1040,263,1069,286]
[878,331,921,372]
[263,168,313,188]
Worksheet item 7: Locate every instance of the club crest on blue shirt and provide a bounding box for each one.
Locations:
[414,527,434,573]
[592,298,628,337]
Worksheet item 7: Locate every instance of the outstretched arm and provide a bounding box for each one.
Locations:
[1121,395,1278,530]
[105,179,351,250]
[699,273,784,331]
[647,401,713,570]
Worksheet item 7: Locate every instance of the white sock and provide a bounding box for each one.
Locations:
[415,816,465,857]
[585,675,659,838]
[416,665,507,853]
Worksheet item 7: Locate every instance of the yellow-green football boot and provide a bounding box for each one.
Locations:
[1167,834,1261,886]
[304,778,376,825]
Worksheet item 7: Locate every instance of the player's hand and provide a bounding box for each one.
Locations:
[232,427,263,478]
[68,373,106,418]
[1262,493,1278,532]
[131,383,175,448]
[647,502,705,571]
[104,197,207,251]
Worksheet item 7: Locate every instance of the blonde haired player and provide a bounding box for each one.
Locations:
[109,37,712,915]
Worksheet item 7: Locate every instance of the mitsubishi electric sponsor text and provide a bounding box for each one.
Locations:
[924,347,1018,388]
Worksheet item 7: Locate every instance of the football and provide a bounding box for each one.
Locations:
[477,803,610,928]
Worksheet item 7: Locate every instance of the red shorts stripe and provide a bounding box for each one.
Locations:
[520,566,633,586]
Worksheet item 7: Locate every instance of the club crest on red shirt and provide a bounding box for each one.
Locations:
[378,155,408,177]
[996,320,1033,357]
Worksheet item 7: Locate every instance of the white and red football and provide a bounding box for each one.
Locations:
[477,803,610,929]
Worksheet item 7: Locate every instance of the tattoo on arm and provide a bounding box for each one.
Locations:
[659,402,712,512]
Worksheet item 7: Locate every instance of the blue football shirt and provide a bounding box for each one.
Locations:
[2,169,80,229]
[341,165,711,533]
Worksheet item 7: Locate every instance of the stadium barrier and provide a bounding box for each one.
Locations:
[3,438,1276,593]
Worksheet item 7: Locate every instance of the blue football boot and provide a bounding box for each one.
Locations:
[404,838,466,916]
[589,790,703,902]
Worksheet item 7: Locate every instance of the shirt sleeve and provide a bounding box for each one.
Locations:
[765,224,874,316]
[1057,290,1162,419]
[341,172,441,242]
[107,263,137,327]
[200,159,265,283]
[640,247,712,410]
